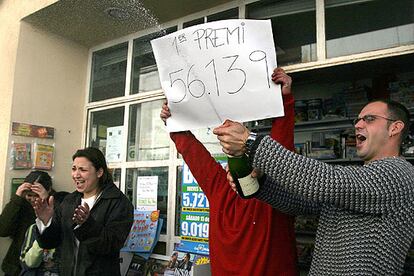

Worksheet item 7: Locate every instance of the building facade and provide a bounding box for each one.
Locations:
[1,0,413,274]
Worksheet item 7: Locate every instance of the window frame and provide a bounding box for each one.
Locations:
[83,0,414,259]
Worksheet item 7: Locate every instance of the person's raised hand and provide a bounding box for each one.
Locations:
[30,183,49,200]
[213,120,249,157]
[160,101,171,126]
[16,182,32,197]
[33,196,54,225]
[72,202,90,226]
[272,67,292,96]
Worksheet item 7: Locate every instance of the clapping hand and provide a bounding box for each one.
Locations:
[33,196,54,225]
[72,203,90,225]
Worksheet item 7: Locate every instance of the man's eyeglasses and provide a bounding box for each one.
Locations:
[353,114,397,125]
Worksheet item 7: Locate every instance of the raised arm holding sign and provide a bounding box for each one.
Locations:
[160,68,298,276]
[151,19,284,132]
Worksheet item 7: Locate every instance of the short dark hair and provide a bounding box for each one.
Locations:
[72,147,112,188]
[373,99,411,143]
[24,170,52,191]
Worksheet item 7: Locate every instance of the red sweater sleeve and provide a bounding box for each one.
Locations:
[170,132,227,199]
[270,94,294,150]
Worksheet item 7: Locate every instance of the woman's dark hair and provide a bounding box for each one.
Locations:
[24,170,52,191]
[72,147,113,188]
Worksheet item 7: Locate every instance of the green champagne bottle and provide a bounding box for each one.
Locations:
[228,154,259,199]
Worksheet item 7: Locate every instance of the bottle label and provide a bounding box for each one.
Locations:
[238,175,259,196]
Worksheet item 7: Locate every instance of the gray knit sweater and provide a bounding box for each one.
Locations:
[251,136,414,276]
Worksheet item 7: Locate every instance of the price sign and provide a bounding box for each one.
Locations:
[151,19,284,132]
[177,162,210,255]
[180,216,210,238]
[182,191,209,209]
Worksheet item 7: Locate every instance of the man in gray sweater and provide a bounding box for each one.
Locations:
[213,99,414,275]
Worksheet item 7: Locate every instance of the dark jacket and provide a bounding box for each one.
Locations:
[37,183,134,276]
[0,195,35,276]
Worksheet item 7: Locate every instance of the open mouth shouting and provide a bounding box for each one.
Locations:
[356,133,367,149]
[75,179,85,189]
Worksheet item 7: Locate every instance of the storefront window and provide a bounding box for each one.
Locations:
[127,99,169,161]
[111,168,122,189]
[183,18,204,28]
[82,0,414,264]
[130,27,177,94]
[326,0,414,58]
[207,8,238,22]
[126,167,169,234]
[247,0,317,65]
[90,43,128,102]
[88,107,125,159]
[183,8,238,29]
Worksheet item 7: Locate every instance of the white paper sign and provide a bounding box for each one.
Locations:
[136,176,158,211]
[106,126,123,162]
[151,19,284,132]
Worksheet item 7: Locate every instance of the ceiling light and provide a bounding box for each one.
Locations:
[105,7,130,21]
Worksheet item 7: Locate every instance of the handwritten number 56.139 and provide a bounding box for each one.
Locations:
[169,50,270,103]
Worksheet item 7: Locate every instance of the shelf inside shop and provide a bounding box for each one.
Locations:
[251,117,355,134]
[294,117,354,132]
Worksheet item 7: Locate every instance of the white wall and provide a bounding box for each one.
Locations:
[10,22,88,193]
[0,0,57,211]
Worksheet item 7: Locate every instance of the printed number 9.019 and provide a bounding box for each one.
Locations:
[181,221,209,238]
